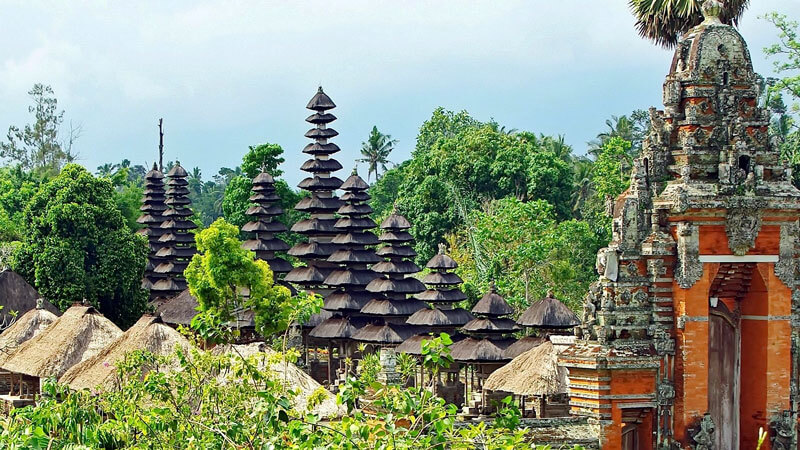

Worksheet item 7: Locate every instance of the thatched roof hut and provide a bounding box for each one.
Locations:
[0,270,59,321]
[155,288,198,326]
[484,341,569,396]
[517,292,580,329]
[59,315,189,391]
[503,335,546,360]
[214,342,343,417]
[0,307,59,366]
[2,305,122,379]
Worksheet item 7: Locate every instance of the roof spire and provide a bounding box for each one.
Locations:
[437,242,447,254]
[701,0,723,25]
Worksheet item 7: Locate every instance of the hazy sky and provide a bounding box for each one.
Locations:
[2,1,800,187]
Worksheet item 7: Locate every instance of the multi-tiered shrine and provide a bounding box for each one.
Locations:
[560,4,800,449]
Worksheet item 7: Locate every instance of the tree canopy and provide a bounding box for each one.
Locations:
[12,164,148,328]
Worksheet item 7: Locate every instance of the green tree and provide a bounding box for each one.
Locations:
[186,218,315,344]
[0,167,40,242]
[448,197,601,310]
[12,164,148,328]
[1,84,80,176]
[358,126,397,182]
[390,109,576,262]
[629,0,750,48]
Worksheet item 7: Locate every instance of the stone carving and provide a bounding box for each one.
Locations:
[648,259,666,280]
[675,223,703,289]
[653,327,675,355]
[657,380,675,406]
[775,221,798,287]
[596,247,619,281]
[690,413,715,450]
[725,207,761,256]
[769,411,793,450]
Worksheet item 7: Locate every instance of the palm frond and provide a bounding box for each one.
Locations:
[629,0,750,48]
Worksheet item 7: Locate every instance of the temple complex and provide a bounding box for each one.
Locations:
[560,4,800,449]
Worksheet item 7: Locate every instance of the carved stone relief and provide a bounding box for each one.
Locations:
[775,221,798,287]
[725,208,762,256]
[676,223,703,289]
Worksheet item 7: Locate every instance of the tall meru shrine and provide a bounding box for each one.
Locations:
[135,3,800,449]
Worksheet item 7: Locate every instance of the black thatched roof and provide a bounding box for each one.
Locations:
[450,337,515,363]
[503,336,546,359]
[461,317,520,333]
[331,232,379,246]
[380,214,411,230]
[426,245,458,270]
[471,287,514,317]
[351,322,417,345]
[291,218,337,234]
[406,307,473,327]
[283,266,329,284]
[340,174,369,191]
[422,272,462,286]
[301,309,333,329]
[376,245,417,258]
[297,176,343,191]
[397,332,467,355]
[305,112,336,125]
[167,163,188,178]
[0,271,59,321]
[322,292,372,311]
[302,142,340,155]
[328,249,382,265]
[308,316,368,340]
[372,260,421,275]
[360,297,427,317]
[306,87,336,111]
[324,269,378,287]
[365,277,426,295]
[517,294,580,329]
[156,289,198,326]
[414,289,467,303]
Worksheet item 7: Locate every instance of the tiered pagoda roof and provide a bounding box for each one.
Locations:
[309,170,379,341]
[137,164,168,293]
[151,163,196,300]
[285,87,343,292]
[397,243,473,355]
[504,291,578,359]
[450,285,518,363]
[352,212,426,346]
[241,172,291,276]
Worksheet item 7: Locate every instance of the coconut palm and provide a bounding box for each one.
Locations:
[358,126,397,182]
[629,0,750,48]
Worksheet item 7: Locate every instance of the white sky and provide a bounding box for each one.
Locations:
[2,0,800,187]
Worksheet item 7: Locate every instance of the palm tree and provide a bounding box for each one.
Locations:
[358,126,397,182]
[96,163,116,177]
[629,0,749,48]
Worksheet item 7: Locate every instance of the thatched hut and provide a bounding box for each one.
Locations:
[517,291,580,330]
[0,307,59,367]
[484,341,570,418]
[0,270,59,323]
[157,289,259,343]
[60,315,189,391]
[1,305,122,400]
[214,342,343,418]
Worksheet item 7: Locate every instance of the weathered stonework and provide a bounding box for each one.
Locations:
[560,5,800,449]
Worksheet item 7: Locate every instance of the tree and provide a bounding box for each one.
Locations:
[185,218,316,344]
[448,197,601,310]
[389,109,576,262]
[357,126,397,182]
[588,110,649,157]
[12,164,148,328]
[0,167,40,242]
[629,0,750,48]
[1,84,80,176]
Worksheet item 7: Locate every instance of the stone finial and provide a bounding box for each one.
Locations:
[437,242,446,254]
[35,298,43,310]
[701,0,723,25]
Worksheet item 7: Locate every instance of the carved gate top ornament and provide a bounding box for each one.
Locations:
[725,208,762,256]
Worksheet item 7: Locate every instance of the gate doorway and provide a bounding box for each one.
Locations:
[709,300,739,449]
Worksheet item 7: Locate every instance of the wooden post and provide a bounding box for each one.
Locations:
[158,118,164,172]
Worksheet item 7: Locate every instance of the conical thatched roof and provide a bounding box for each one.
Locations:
[0,270,59,321]
[484,341,568,396]
[0,308,59,366]
[517,293,580,329]
[2,306,122,379]
[214,342,343,417]
[60,315,190,391]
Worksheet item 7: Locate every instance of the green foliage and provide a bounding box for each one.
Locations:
[0,84,79,177]
[494,396,522,430]
[0,166,40,242]
[591,137,633,201]
[449,197,602,310]
[764,12,800,188]
[421,332,454,375]
[186,218,318,343]
[629,0,749,48]
[387,109,576,262]
[12,164,148,328]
